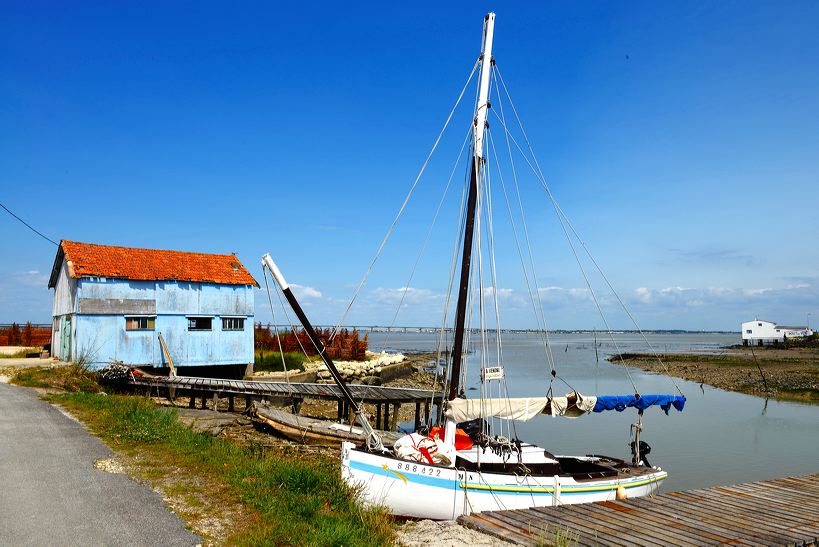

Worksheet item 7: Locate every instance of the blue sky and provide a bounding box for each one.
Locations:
[1,1,817,330]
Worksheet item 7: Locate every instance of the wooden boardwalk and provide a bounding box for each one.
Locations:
[125,374,441,404]
[112,374,444,431]
[459,474,819,546]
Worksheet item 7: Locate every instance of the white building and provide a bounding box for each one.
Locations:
[741,320,813,345]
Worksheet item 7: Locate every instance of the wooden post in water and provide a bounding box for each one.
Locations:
[594,329,599,363]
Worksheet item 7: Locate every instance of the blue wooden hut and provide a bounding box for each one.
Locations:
[48,240,258,373]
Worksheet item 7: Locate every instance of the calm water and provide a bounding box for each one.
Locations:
[367,332,819,492]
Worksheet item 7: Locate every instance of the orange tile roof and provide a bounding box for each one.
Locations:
[55,240,258,286]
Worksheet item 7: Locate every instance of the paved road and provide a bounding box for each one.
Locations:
[0,382,200,546]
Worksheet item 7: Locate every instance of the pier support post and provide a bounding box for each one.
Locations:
[414,401,421,432]
[228,395,235,412]
[376,404,382,430]
[188,393,196,409]
[212,392,219,411]
[384,404,390,431]
[389,403,400,431]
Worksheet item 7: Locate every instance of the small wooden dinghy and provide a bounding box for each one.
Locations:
[250,403,403,446]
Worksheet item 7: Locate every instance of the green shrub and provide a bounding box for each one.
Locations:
[254,350,309,372]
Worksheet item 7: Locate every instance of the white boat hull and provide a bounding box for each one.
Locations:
[341,442,667,520]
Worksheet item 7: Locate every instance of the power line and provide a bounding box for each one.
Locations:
[0,201,59,246]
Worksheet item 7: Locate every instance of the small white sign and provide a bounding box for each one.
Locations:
[482,366,505,381]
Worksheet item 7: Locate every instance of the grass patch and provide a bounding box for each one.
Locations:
[254,350,310,373]
[49,392,394,546]
[10,365,101,392]
[534,525,579,547]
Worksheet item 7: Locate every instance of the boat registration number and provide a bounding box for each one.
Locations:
[396,462,442,477]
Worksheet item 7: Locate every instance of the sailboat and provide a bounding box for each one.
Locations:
[262,12,685,520]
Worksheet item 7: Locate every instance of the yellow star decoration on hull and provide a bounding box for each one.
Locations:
[382,463,409,484]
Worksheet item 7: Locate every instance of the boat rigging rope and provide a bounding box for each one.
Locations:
[266,272,384,450]
[494,71,684,393]
[381,126,472,352]
[493,64,684,395]
[330,58,481,341]
[491,112,639,395]
[474,161,492,436]
[479,143,519,443]
[268,275,313,360]
[435,168,470,419]
[490,66,558,389]
[262,266,292,386]
[491,67,641,395]
[552,206,685,396]
[487,127,558,391]
[485,128,580,396]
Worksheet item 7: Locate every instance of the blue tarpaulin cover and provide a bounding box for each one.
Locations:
[592,394,686,414]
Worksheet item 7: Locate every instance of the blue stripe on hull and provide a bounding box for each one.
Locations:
[347,459,665,496]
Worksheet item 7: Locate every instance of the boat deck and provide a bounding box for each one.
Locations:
[458,473,819,546]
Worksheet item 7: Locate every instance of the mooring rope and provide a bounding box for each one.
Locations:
[331,58,481,341]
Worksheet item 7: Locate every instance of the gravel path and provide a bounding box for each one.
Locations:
[0,383,201,546]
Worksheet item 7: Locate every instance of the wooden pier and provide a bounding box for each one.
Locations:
[113,374,444,432]
[459,473,819,546]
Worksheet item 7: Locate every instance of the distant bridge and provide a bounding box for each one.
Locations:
[254,323,551,335]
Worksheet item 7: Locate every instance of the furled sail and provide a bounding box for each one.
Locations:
[445,392,687,422]
[445,391,597,422]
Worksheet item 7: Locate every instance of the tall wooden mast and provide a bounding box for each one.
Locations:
[448,12,496,401]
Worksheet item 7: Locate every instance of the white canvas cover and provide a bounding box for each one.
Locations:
[394,433,454,466]
[444,391,597,422]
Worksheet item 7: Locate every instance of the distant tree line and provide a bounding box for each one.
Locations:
[1,322,51,346]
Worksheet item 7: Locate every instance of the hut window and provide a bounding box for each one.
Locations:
[188,317,213,331]
[222,317,245,331]
[126,316,155,330]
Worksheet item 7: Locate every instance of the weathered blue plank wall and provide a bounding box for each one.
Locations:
[71,277,254,369]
